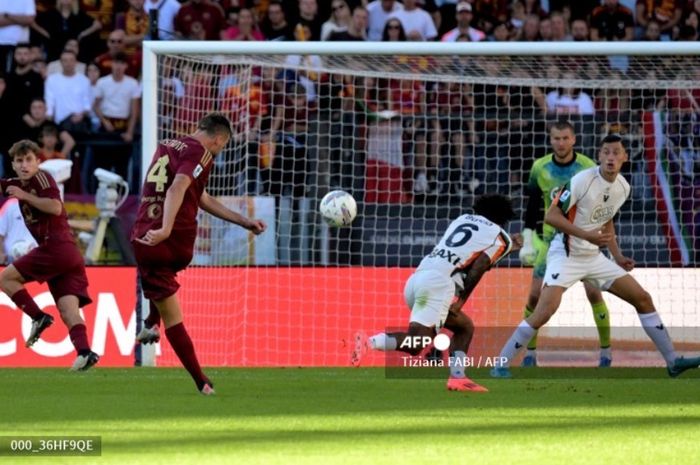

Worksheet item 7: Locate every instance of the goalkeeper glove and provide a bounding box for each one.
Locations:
[519,228,538,265]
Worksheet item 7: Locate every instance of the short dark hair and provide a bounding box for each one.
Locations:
[473,193,515,227]
[198,113,232,137]
[15,43,30,50]
[8,139,40,160]
[601,133,623,145]
[550,120,575,133]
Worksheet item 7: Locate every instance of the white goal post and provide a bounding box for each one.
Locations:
[139,41,700,368]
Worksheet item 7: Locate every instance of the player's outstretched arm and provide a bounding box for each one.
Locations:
[199,191,266,235]
[544,202,613,247]
[5,186,62,216]
[604,219,634,271]
[136,174,191,246]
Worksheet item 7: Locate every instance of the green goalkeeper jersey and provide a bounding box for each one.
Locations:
[527,152,597,242]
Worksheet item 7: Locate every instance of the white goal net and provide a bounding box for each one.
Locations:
[142,42,700,368]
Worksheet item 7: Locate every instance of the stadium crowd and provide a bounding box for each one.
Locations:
[0,0,697,202]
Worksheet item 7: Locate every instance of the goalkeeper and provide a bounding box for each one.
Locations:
[518,121,612,367]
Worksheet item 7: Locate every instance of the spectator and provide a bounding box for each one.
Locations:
[517,14,541,40]
[473,0,511,23]
[510,1,527,30]
[328,6,368,41]
[363,76,410,203]
[0,0,35,73]
[293,0,322,41]
[367,0,403,41]
[44,49,91,133]
[489,20,513,41]
[94,29,140,78]
[92,52,141,183]
[571,19,589,40]
[321,0,351,41]
[260,1,293,40]
[32,55,47,79]
[79,0,115,46]
[0,198,37,265]
[432,80,476,195]
[221,7,264,40]
[17,98,76,157]
[442,2,486,41]
[174,0,225,40]
[144,0,181,39]
[551,0,599,21]
[37,124,66,161]
[519,0,548,18]
[550,11,572,40]
[678,11,699,39]
[86,61,100,130]
[636,0,682,40]
[116,0,150,54]
[382,17,407,41]
[394,0,437,41]
[269,82,311,199]
[33,0,101,62]
[472,59,510,193]
[642,19,663,40]
[5,43,44,134]
[545,72,595,115]
[539,17,553,40]
[590,0,635,41]
[46,39,86,75]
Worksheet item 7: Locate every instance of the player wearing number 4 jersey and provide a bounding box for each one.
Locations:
[353,194,522,392]
[132,113,266,395]
[492,134,700,378]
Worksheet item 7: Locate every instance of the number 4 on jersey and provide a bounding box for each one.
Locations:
[147,155,170,192]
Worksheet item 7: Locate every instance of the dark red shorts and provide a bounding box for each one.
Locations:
[132,235,194,301]
[13,241,92,307]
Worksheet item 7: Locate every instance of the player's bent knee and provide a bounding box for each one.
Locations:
[634,290,655,312]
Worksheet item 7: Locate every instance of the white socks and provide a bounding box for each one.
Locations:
[369,333,397,351]
[638,312,677,365]
[449,350,466,378]
[498,320,536,367]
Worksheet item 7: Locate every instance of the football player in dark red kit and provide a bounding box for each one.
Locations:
[132,113,266,395]
[0,140,99,371]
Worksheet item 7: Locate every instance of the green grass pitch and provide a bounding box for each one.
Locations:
[1,367,699,465]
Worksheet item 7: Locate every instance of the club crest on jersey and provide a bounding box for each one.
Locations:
[193,164,203,179]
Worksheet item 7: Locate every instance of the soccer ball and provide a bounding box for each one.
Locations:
[10,240,35,261]
[319,190,357,227]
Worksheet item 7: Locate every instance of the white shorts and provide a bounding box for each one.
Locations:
[543,248,627,291]
[404,269,455,329]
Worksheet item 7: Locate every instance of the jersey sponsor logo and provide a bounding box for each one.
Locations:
[551,273,560,279]
[427,247,461,265]
[591,205,615,223]
[193,164,203,179]
[147,203,162,220]
[603,194,610,202]
[515,342,523,349]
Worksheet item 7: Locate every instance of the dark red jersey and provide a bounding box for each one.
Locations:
[132,136,214,241]
[0,171,74,246]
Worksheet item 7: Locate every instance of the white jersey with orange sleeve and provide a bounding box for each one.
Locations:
[550,166,630,257]
[416,214,513,288]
